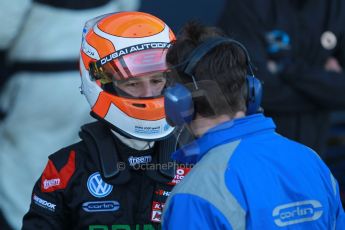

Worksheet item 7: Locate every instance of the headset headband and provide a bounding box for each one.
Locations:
[181,37,255,77]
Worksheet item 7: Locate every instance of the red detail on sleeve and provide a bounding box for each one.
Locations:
[40,150,76,192]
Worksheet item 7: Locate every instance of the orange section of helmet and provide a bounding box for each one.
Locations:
[86,29,115,58]
[169,29,176,41]
[80,51,97,70]
[98,12,165,38]
[92,91,165,121]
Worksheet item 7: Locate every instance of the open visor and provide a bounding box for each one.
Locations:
[90,45,170,84]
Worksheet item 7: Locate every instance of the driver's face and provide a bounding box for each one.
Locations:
[114,73,167,98]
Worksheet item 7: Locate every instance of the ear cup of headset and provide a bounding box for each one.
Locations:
[164,83,195,127]
[246,75,263,115]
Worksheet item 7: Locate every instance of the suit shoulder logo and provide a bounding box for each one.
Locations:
[41,150,76,192]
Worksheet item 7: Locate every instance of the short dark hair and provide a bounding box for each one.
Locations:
[166,22,248,117]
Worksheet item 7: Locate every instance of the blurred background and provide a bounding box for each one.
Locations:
[0,0,344,229]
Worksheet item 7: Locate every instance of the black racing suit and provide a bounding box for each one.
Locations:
[22,122,190,229]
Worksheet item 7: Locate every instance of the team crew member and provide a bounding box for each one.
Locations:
[162,22,345,229]
[22,12,189,229]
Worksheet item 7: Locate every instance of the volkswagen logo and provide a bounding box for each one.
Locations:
[87,172,113,198]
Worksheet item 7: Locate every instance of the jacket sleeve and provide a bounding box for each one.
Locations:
[217,0,345,112]
[22,149,76,229]
[333,175,345,229]
[335,199,345,230]
[162,194,235,230]
[22,182,67,230]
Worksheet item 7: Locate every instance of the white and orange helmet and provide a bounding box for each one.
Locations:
[80,12,176,140]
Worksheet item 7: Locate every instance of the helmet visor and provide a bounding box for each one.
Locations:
[91,44,170,80]
[90,45,172,98]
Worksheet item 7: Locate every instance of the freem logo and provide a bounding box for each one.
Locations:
[43,178,60,189]
[272,200,323,227]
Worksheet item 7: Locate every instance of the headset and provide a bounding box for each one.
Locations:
[164,37,263,127]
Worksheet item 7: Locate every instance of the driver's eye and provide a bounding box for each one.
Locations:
[125,82,139,87]
[152,79,164,84]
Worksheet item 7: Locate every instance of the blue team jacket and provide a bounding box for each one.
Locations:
[163,114,345,229]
